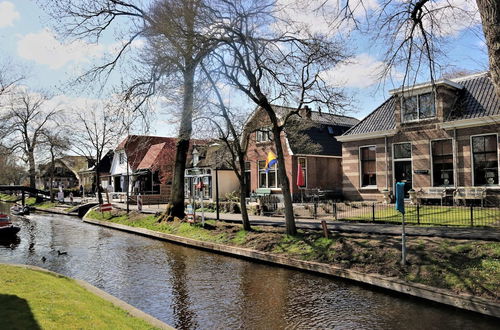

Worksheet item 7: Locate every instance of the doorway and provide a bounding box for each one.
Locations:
[394,161,412,197]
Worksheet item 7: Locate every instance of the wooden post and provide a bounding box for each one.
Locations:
[215,168,220,220]
[21,190,25,207]
[321,220,329,238]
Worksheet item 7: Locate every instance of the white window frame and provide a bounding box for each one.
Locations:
[470,133,500,187]
[359,145,377,188]
[392,142,413,192]
[401,92,437,123]
[258,160,279,188]
[430,138,455,187]
[256,127,273,143]
[297,157,307,188]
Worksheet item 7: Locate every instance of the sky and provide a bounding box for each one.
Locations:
[0,0,490,136]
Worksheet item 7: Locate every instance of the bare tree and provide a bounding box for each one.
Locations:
[41,0,230,220]
[40,129,71,202]
[1,90,60,189]
[209,1,349,235]
[199,64,253,230]
[304,0,500,96]
[70,103,126,204]
[0,146,25,185]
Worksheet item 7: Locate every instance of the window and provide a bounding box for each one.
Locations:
[360,146,376,186]
[258,160,280,188]
[119,152,125,165]
[394,143,412,159]
[472,135,499,186]
[327,126,334,134]
[432,140,454,186]
[298,157,307,187]
[256,128,273,142]
[402,92,435,122]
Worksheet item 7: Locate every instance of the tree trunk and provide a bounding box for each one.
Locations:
[166,65,196,220]
[238,157,251,231]
[95,165,103,205]
[50,152,55,203]
[28,149,36,190]
[476,0,500,98]
[264,107,297,236]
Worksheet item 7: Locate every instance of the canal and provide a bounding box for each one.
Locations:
[0,203,497,329]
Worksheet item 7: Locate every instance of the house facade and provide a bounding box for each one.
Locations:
[37,156,92,190]
[184,143,239,201]
[338,72,500,201]
[244,106,359,199]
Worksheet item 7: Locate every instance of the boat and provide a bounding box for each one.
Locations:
[10,205,30,216]
[0,214,20,237]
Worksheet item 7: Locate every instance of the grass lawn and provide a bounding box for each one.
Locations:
[86,209,500,301]
[341,204,500,226]
[0,193,18,202]
[0,264,158,329]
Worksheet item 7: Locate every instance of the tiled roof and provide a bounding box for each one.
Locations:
[343,97,397,135]
[446,73,500,121]
[343,72,499,136]
[137,143,166,170]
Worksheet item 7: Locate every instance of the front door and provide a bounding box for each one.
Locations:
[394,161,412,197]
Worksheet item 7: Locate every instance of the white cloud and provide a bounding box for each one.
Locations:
[321,54,402,88]
[0,1,20,28]
[275,0,379,36]
[17,29,106,69]
[423,0,481,37]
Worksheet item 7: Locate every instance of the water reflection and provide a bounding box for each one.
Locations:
[0,203,497,329]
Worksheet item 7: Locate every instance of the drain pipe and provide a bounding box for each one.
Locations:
[453,129,458,187]
[385,136,389,190]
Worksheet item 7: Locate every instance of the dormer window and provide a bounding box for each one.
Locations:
[402,92,435,122]
[256,127,273,142]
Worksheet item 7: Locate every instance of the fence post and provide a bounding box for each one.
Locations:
[470,205,474,227]
[372,203,375,222]
[417,204,420,225]
[333,203,338,221]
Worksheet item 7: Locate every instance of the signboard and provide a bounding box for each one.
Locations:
[186,204,194,223]
[100,203,112,212]
[395,182,405,214]
[414,169,429,174]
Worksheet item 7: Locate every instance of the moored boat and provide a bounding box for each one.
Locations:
[10,205,30,216]
[0,214,20,237]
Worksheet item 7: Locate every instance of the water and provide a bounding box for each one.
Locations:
[0,203,497,329]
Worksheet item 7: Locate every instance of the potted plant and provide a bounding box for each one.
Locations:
[408,188,418,205]
[381,188,391,204]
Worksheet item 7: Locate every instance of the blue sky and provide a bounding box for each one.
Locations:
[0,0,490,134]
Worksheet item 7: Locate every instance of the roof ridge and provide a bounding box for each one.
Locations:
[449,71,489,83]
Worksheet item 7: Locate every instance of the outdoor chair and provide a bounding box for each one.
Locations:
[453,187,487,207]
[418,188,447,206]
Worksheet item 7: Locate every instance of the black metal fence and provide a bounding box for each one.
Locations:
[323,202,500,227]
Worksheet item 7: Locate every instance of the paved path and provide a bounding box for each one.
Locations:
[111,202,500,241]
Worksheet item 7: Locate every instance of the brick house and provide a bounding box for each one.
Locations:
[244,106,359,198]
[338,72,500,201]
[109,135,207,204]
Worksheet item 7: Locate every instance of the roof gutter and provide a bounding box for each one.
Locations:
[336,129,397,142]
[441,115,500,129]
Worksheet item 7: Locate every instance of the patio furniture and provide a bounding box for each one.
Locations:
[418,188,447,206]
[257,194,280,216]
[453,187,487,207]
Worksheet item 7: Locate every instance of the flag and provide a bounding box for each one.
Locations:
[395,182,405,214]
[265,151,277,173]
[297,163,305,187]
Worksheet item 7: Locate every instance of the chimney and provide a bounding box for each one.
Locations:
[300,105,312,119]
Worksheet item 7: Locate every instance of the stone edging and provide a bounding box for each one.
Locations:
[3,263,173,330]
[82,216,500,319]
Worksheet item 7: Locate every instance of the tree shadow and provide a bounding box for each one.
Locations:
[0,294,41,329]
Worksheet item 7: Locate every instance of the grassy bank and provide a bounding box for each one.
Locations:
[0,193,19,202]
[87,210,500,302]
[0,264,157,329]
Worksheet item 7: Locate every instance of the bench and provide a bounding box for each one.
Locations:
[257,194,280,216]
[453,187,487,207]
[418,188,447,206]
[254,188,272,196]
